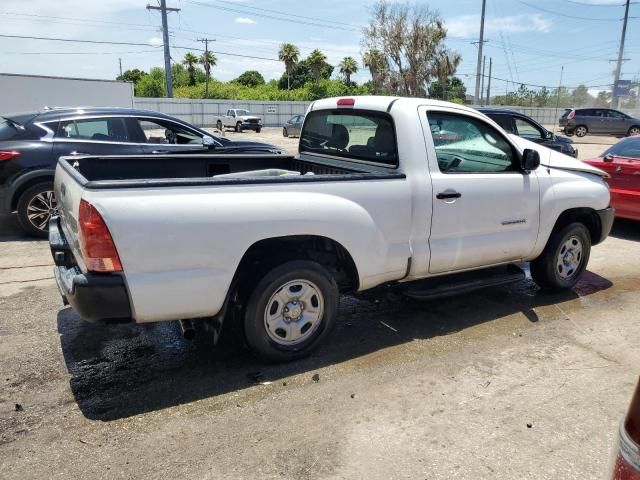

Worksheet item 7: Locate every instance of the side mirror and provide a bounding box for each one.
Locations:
[521,148,540,171]
[604,153,614,162]
[202,135,215,147]
[545,130,554,139]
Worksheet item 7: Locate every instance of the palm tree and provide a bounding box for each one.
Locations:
[182,52,199,86]
[363,49,387,94]
[200,51,217,97]
[278,43,300,90]
[339,57,359,85]
[307,49,327,85]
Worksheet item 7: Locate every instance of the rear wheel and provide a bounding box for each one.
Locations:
[530,222,591,291]
[216,120,223,131]
[575,125,588,137]
[628,126,640,137]
[243,260,338,362]
[256,127,261,133]
[235,122,243,133]
[16,182,57,238]
[283,128,289,137]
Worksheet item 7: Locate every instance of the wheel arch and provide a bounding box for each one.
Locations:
[8,169,56,212]
[550,207,604,246]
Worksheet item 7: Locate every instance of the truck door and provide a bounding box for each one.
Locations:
[421,108,540,274]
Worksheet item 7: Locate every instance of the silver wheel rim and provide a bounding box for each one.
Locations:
[556,235,583,280]
[576,127,586,137]
[630,127,639,135]
[27,190,58,232]
[263,279,324,346]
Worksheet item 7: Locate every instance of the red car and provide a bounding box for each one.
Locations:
[583,137,640,221]
[610,378,640,479]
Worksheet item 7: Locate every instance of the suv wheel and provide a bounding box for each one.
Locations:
[16,182,57,238]
[575,125,588,137]
[628,126,640,137]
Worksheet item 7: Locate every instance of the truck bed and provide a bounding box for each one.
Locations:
[60,153,404,189]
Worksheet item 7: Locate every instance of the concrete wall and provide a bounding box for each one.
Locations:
[0,73,134,114]
[133,98,311,128]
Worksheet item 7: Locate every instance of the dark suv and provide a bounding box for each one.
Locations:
[0,107,282,237]
[477,108,577,157]
[559,108,640,138]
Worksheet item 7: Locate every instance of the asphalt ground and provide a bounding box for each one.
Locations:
[1,130,639,479]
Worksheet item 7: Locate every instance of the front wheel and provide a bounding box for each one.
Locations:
[283,128,288,137]
[216,120,223,131]
[16,182,58,238]
[235,122,243,133]
[243,260,338,362]
[256,127,261,133]
[628,126,640,137]
[530,222,591,291]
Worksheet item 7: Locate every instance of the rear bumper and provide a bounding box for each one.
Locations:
[49,216,132,322]
[596,206,615,245]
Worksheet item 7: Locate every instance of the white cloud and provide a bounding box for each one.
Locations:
[149,37,163,46]
[446,13,552,38]
[235,17,256,25]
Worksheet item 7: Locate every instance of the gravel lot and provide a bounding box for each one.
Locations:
[1,131,638,479]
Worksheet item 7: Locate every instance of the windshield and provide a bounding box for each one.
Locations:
[0,119,20,141]
[235,110,251,116]
[602,138,640,159]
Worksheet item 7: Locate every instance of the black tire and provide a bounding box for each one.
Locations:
[235,122,243,133]
[16,181,57,238]
[256,127,261,133]
[574,125,588,138]
[283,128,288,138]
[530,222,591,291]
[216,120,223,131]
[627,126,640,137]
[243,260,338,362]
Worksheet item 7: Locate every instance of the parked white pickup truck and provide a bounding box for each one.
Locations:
[215,109,262,133]
[50,96,613,362]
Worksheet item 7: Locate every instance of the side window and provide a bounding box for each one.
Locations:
[428,111,516,174]
[490,114,515,133]
[138,118,202,145]
[514,118,543,139]
[56,118,131,142]
[607,110,625,119]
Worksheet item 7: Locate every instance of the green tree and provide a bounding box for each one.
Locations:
[117,68,146,84]
[362,48,388,94]
[182,52,199,86]
[428,76,466,102]
[595,90,611,107]
[339,56,359,85]
[307,49,328,84]
[570,84,592,107]
[233,70,265,87]
[136,67,165,97]
[278,43,300,90]
[278,56,333,90]
[200,51,217,95]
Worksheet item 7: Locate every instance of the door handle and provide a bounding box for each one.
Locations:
[436,191,462,200]
[152,150,169,154]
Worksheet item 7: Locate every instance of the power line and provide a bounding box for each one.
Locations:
[515,0,626,20]
[565,0,637,6]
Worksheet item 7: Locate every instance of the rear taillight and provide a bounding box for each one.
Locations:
[0,150,20,161]
[568,110,576,120]
[78,199,122,273]
[611,381,640,479]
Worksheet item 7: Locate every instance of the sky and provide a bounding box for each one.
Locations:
[1,0,639,97]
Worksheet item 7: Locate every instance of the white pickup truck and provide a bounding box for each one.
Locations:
[50,96,613,362]
[215,108,262,133]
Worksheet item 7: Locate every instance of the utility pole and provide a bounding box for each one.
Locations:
[486,57,492,106]
[118,57,122,77]
[612,0,631,110]
[480,56,486,105]
[554,65,564,132]
[197,38,215,98]
[474,0,487,104]
[147,0,180,98]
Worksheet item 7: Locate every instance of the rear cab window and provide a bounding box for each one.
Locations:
[299,109,398,167]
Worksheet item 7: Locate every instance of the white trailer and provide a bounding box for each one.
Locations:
[0,73,134,114]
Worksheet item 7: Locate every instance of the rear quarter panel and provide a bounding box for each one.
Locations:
[84,179,413,322]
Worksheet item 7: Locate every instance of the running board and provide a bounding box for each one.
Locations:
[401,265,526,301]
